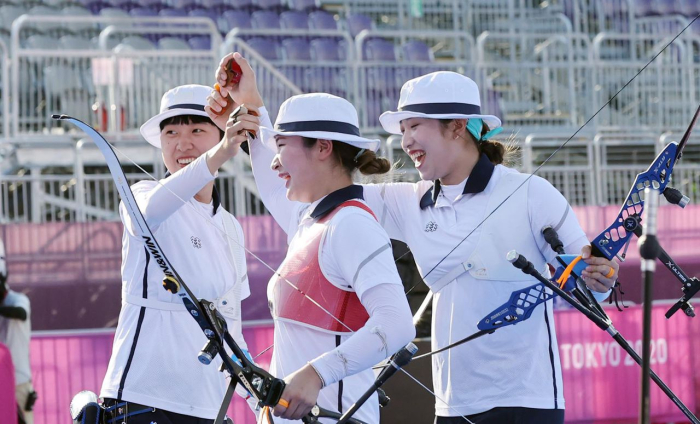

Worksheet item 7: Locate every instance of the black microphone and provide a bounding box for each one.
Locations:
[375,343,419,386]
[542,226,565,255]
[506,250,536,274]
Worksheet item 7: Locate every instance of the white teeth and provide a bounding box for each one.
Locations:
[177,158,194,164]
[410,152,425,165]
[409,152,425,161]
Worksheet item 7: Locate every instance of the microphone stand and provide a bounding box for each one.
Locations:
[628,224,698,319]
[638,187,660,424]
[507,251,700,424]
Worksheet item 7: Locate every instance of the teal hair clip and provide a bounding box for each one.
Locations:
[466,118,502,142]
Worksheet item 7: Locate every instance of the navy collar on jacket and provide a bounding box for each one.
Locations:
[310,184,365,219]
[419,153,495,209]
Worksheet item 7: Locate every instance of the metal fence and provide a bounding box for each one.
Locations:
[10,15,221,137]
[477,32,591,129]
[0,140,265,223]
[335,0,466,32]
[592,33,695,132]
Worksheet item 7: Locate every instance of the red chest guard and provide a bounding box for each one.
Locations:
[269,200,374,334]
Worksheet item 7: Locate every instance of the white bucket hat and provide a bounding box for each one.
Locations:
[140,84,213,148]
[379,71,502,135]
[261,93,381,152]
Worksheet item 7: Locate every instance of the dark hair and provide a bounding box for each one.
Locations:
[301,137,391,176]
[159,114,225,140]
[439,119,517,166]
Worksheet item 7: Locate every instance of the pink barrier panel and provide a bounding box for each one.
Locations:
[556,305,696,423]
[30,326,274,424]
[0,343,18,424]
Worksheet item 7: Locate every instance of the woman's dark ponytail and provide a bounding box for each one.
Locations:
[302,137,392,176]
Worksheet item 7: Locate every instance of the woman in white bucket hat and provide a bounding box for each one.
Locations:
[208,53,415,424]
[367,72,619,424]
[100,84,260,423]
[216,66,620,424]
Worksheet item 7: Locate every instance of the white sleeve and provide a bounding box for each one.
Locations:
[121,154,216,235]
[527,175,588,264]
[250,107,307,236]
[310,210,415,385]
[309,284,415,386]
[361,183,408,242]
[527,176,611,301]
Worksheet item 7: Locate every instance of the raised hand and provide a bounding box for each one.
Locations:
[214,52,264,109]
[580,245,619,293]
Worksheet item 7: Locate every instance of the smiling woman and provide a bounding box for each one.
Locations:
[98,84,261,424]
[207,52,416,424]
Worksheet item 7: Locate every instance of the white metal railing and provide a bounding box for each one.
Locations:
[592,32,694,132]
[477,32,591,129]
[336,0,466,32]
[593,132,660,206]
[10,15,221,138]
[0,142,265,223]
[523,132,597,206]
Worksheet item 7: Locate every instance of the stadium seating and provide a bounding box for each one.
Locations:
[308,10,337,30]
[157,36,192,50]
[158,8,188,17]
[221,10,252,34]
[251,10,281,29]
[280,11,309,30]
[288,0,318,11]
[346,13,373,38]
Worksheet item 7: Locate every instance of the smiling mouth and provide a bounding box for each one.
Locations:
[177,157,196,166]
[279,173,291,187]
[409,151,426,168]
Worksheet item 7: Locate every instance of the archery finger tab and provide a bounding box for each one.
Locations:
[162,276,180,294]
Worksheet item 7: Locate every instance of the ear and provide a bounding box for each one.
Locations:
[452,119,467,139]
[316,139,334,160]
